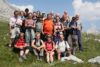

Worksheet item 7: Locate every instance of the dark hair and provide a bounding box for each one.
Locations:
[25,8,29,12]
[72,17,77,21]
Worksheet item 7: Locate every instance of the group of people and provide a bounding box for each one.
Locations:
[8,8,83,63]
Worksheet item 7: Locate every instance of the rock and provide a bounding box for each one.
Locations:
[88,56,100,64]
[61,55,84,63]
[0,0,17,21]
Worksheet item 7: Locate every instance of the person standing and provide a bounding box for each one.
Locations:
[75,14,83,51]
[9,10,22,47]
[25,13,35,55]
[68,17,78,55]
[42,13,54,41]
[61,11,70,41]
[53,14,64,43]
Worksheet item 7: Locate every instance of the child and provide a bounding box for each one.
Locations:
[32,33,44,61]
[44,35,55,63]
[14,33,27,62]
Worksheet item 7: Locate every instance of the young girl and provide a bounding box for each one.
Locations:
[44,35,55,63]
[15,33,27,62]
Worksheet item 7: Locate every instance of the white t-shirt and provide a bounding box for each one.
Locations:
[56,41,70,52]
[9,17,22,27]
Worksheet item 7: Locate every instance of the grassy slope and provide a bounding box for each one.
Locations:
[0,21,100,67]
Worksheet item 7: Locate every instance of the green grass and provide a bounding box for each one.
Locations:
[0,21,100,67]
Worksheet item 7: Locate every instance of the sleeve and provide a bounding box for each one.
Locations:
[65,41,70,49]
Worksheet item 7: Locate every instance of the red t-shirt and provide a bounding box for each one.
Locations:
[45,42,53,51]
[16,37,25,47]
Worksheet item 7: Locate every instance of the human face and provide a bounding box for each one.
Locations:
[28,13,33,19]
[60,34,64,41]
[20,33,24,38]
[36,35,40,40]
[47,37,52,42]
[47,14,52,20]
[14,11,19,18]
[33,12,37,17]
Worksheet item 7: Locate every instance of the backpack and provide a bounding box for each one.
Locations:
[34,39,42,47]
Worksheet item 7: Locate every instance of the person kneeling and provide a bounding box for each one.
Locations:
[44,35,55,64]
[32,33,44,61]
[14,33,27,62]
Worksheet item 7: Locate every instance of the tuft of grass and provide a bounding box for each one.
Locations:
[0,21,100,67]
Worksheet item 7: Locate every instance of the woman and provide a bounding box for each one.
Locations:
[25,13,35,55]
[54,14,64,43]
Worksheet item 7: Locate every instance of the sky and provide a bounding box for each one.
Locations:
[8,0,100,33]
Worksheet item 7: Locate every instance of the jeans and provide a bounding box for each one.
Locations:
[25,29,35,44]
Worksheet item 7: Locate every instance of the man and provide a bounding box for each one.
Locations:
[9,10,22,47]
[68,17,78,55]
[75,14,83,51]
[24,8,29,18]
[42,13,54,41]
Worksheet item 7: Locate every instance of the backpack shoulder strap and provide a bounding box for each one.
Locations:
[64,41,67,46]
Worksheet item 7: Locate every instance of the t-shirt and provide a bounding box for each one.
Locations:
[35,22,43,32]
[25,19,35,29]
[45,42,53,51]
[9,17,22,28]
[16,37,25,47]
[43,19,54,35]
[56,41,70,52]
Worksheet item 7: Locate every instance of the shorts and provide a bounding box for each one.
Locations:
[10,27,20,38]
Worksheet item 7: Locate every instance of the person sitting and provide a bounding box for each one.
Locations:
[32,33,44,61]
[56,33,71,60]
[14,33,27,62]
[44,35,55,64]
